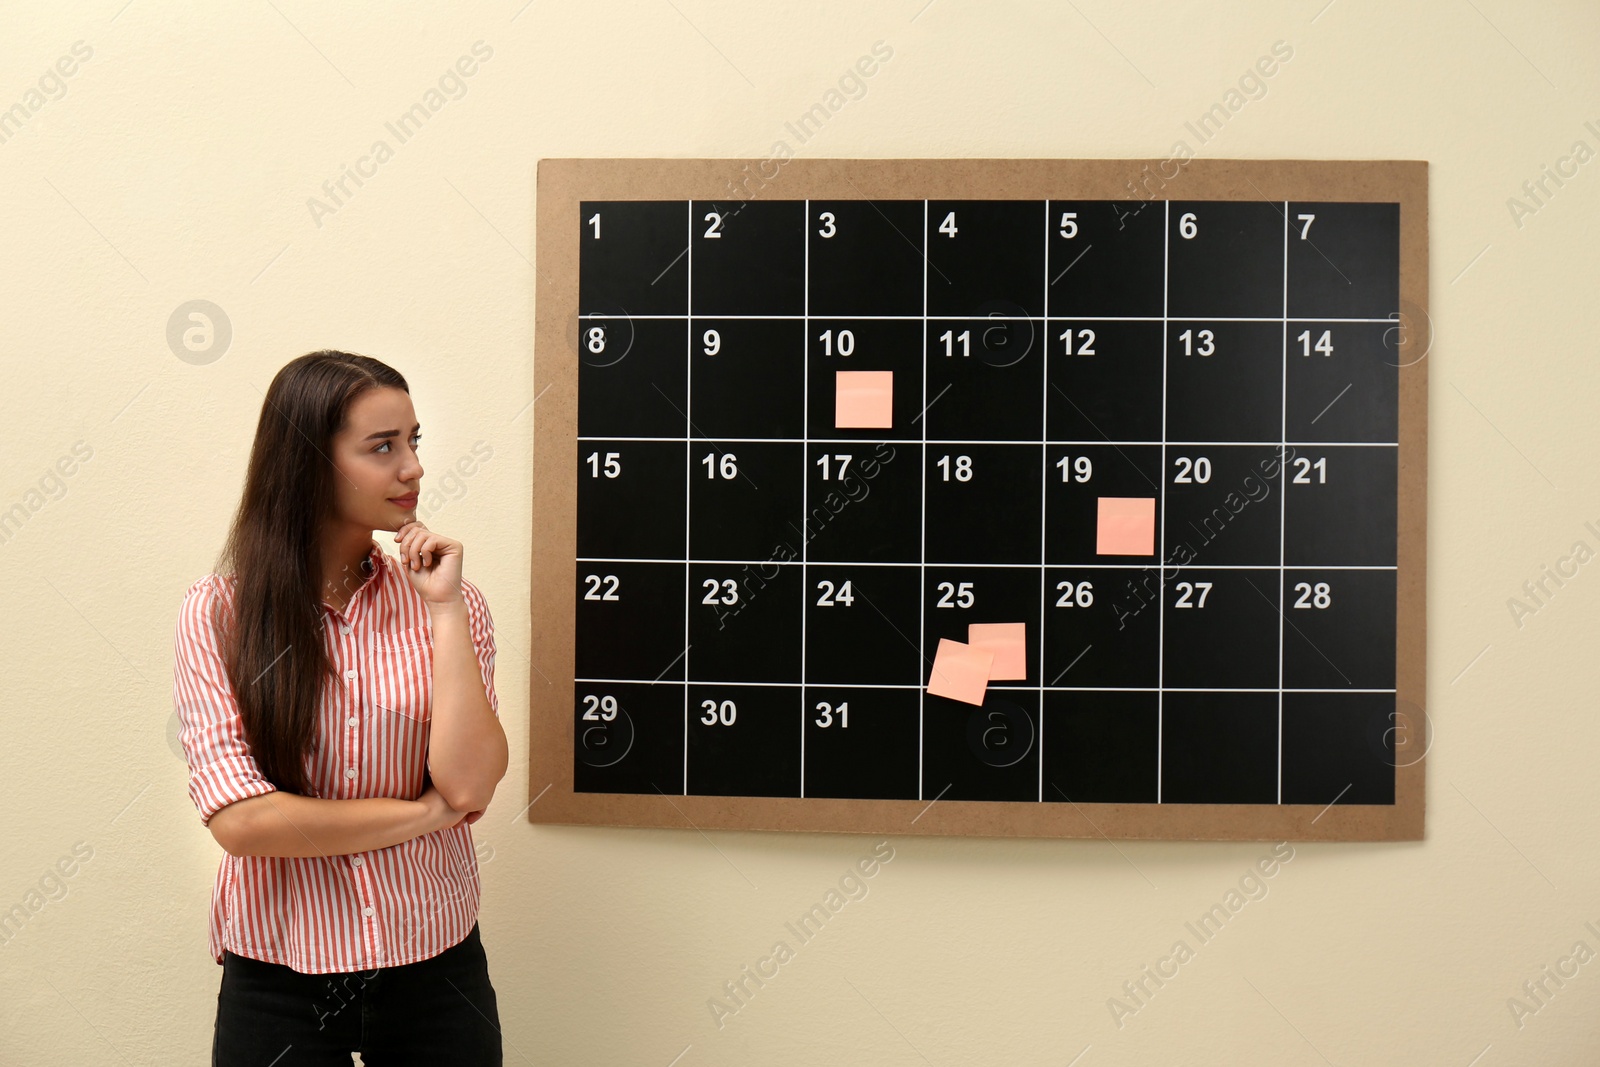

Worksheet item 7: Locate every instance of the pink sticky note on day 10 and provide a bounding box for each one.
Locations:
[835,370,894,428]
[968,622,1027,681]
[1097,497,1156,555]
[926,638,993,706]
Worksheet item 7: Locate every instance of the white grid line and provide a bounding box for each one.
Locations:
[581,313,1398,323]
[1157,200,1169,802]
[577,679,1398,693]
[1039,199,1050,803]
[801,200,809,798]
[1278,202,1289,805]
[918,199,928,801]
[682,200,692,796]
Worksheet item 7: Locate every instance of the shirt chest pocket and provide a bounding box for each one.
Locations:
[371,626,434,721]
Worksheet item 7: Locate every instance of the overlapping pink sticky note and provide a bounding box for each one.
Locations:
[968,622,1027,681]
[1096,496,1156,555]
[835,370,894,428]
[926,638,993,706]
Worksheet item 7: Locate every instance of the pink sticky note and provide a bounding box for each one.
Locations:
[1097,497,1156,555]
[968,622,1027,681]
[835,370,894,429]
[927,638,993,706]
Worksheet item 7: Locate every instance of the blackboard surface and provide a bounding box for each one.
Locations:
[532,159,1428,840]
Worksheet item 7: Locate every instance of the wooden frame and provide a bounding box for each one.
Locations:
[529,158,1427,840]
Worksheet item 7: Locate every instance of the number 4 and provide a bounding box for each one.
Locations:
[939,211,957,237]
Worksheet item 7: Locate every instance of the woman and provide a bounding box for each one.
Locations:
[173,351,509,1064]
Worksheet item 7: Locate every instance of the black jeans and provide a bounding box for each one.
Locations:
[212,921,501,1065]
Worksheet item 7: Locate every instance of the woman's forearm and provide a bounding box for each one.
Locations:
[425,599,508,812]
[214,791,436,859]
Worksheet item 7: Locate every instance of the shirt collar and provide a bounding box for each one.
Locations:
[327,539,386,621]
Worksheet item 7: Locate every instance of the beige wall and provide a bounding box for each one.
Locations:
[2,0,1597,1062]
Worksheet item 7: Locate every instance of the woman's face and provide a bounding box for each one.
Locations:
[330,386,424,534]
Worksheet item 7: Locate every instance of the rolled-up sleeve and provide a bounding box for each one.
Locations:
[460,577,499,718]
[173,578,278,827]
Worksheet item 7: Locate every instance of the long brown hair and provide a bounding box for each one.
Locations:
[211,351,409,796]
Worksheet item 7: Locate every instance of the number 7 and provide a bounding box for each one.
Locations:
[1297,213,1315,240]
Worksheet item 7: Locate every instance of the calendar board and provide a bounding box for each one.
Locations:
[530,158,1427,841]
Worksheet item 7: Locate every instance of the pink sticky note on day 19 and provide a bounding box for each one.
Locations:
[1096,497,1156,555]
[926,638,993,706]
[835,370,894,428]
[968,622,1027,681]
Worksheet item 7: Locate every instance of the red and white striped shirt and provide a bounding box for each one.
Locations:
[173,539,500,974]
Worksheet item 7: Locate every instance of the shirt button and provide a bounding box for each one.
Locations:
[352,856,364,867]
[340,624,351,635]
[345,669,357,680]
[347,717,358,728]
[345,767,357,779]
[362,906,374,917]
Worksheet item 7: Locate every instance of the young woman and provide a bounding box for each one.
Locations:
[173,351,509,1064]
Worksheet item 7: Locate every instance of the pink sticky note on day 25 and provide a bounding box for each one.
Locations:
[835,370,894,428]
[1096,497,1156,555]
[968,622,1027,681]
[927,638,993,706]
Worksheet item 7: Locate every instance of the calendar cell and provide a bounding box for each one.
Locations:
[686,684,802,796]
[1281,568,1397,690]
[922,689,1041,801]
[688,442,804,561]
[926,200,1046,317]
[803,442,920,564]
[806,318,924,441]
[1280,692,1396,804]
[574,681,685,795]
[804,564,922,686]
[689,317,805,440]
[1161,567,1281,690]
[802,686,921,799]
[925,318,1045,441]
[1046,321,1165,442]
[1160,690,1279,804]
[1047,199,1164,317]
[576,440,686,559]
[688,561,802,683]
[578,317,687,439]
[1161,445,1285,566]
[1164,320,1283,442]
[1283,445,1397,566]
[1044,444,1163,566]
[1041,690,1160,803]
[690,199,804,316]
[1284,322,1399,444]
[1286,202,1399,319]
[924,444,1042,565]
[1166,201,1285,319]
[923,565,1041,684]
[574,561,687,683]
[579,200,689,315]
[807,200,925,317]
[1043,566,1161,688]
